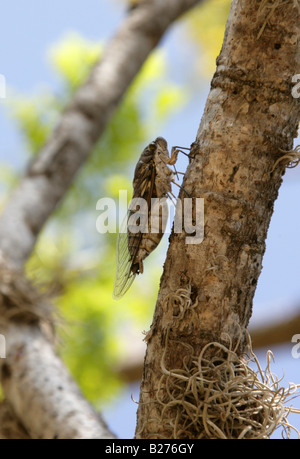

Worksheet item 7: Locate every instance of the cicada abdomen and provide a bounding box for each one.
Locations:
[113,137,177,299]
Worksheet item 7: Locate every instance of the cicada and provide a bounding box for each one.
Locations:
[113,137,182,299]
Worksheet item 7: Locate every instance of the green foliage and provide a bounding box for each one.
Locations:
[3,32,187,404]
[7,94,58,155]
[186,0,231,77]
[50,33,102,92]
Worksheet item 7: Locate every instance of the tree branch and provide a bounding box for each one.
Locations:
[2,324,114,439]
[251,309,300,349]
[0,266,114,439]
[0,401,30,440]
[0,0,203,269]
[0,0,204,439]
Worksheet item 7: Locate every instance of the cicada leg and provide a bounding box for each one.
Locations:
[167,191,177,207]
[171,179,191,198]
[169,147,180,165]
[171,145,197,162]
[169,144,195,199]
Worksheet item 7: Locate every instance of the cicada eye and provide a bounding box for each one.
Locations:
[148,143,156,152]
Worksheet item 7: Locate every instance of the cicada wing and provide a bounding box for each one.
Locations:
[113,143,157,299]
[113,212,136,299]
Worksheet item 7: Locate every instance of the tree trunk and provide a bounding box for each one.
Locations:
[136,0,300,439]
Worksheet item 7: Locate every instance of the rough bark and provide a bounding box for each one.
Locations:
[0,0,203,269]
[0,0,203,440]
[0,267,114,439]
[136,0,300,439]
[2,324,114,439]
[0,401,31,440]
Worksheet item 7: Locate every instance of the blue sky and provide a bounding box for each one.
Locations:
[1,0,300,439]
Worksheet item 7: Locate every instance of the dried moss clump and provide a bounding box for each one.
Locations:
[272,145,300,172]
[154,331,300,439]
